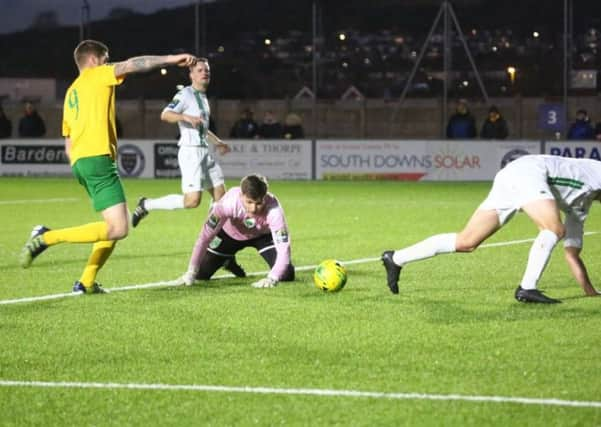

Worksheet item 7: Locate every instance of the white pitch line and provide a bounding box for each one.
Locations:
[0,291,82,304]
[0,197,80,205]
[0,380,599,409]
[1,232,598,306]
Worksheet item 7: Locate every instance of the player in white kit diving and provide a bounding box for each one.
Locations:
[382,155,601,303]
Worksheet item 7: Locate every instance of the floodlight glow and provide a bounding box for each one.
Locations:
[507,66,516,83]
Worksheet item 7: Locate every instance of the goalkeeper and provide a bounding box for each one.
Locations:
[181,173,295,288]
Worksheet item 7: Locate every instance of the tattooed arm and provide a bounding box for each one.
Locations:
[113,54,196,77]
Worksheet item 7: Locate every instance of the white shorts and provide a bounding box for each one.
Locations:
[478,156,554,225]
[178,145,225,193]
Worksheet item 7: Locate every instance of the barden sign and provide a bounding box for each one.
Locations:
[1,145,69,164]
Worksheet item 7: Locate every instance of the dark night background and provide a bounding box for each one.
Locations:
[0,0,600,99]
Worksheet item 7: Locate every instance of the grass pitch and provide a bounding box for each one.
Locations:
[1,178,600,426]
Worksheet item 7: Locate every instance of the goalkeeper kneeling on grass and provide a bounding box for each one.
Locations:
[181,173,295,288]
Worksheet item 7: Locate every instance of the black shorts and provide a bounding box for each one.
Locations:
[197,229,294,281]
[207,229,275,257]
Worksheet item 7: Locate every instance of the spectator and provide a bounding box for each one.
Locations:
[446,99,476,139]
[18,102,46,137]
[593,120,601,142]
[480,105,508,139]
[0,106,12,138]
[229,108,258,138]
[567,109,594,140]
[257,111,283,139]
[282,112,305,139]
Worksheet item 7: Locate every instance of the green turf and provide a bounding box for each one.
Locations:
[1,178,600,426]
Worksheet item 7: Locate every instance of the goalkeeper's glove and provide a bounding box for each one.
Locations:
[180,269,198,286]
[251,277,278,288]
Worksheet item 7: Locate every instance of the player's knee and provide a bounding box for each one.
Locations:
[455,238,477,253]
[184,198,200,209]
[545,225,565,240]
[183,192,201,209]
[108,223,128,240]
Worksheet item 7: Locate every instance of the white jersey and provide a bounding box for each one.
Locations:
[481,155,601,248]
[537,155,601,214]
[163,86,210,147]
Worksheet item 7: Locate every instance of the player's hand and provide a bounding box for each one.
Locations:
[171,54,196,67]
[251,277,277,288]
[182,114,204,128]
[216,143,231,155]
[180,269,198,286]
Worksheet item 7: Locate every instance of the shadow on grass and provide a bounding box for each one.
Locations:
[413,295,597,324]
[557,294,597,301]
[149,279,251,295]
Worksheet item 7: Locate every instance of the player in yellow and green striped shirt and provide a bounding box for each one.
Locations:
[19,39,196,294]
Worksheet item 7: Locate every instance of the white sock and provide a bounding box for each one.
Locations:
[145,194,185,211]
[392,233,457,266]
[520,229,559,290]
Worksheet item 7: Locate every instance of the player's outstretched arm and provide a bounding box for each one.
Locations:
[564,246,599,296]
[160,110,203,128]
[113,54,196,77]
[208,130,231,155]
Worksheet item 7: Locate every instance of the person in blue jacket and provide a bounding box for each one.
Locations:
[567,109,594,140]
[446,99,476,139]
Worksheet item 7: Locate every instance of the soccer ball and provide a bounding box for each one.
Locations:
[313,259,347,292]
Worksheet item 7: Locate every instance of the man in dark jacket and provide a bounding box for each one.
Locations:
[18,102,46,137]
[480,105,508,139]
[229,108,258,138]
[567,109,594,140]
[257,111,283,139]
[446,99,476,139]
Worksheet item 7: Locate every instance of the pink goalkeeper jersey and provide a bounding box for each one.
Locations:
[188,187,291,280]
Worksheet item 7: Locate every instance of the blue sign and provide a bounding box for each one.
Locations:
[538,104,565,131]
[545,142,601,160]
